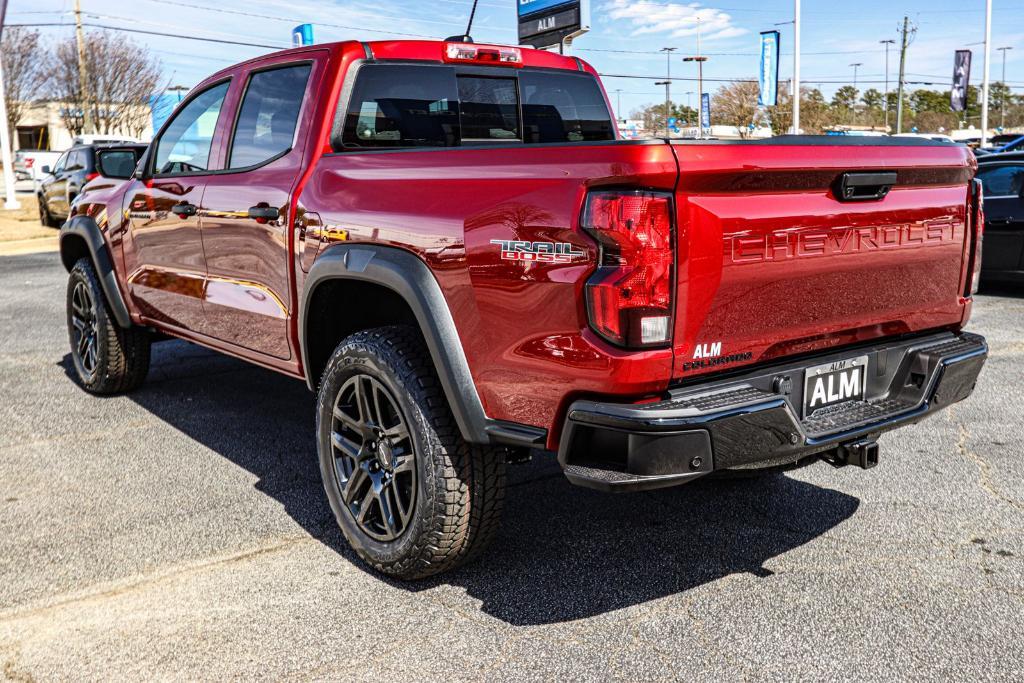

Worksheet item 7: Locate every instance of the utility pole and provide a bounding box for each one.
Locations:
[980,0,992,145]
[683,56,708,139]
[997,47,1012,129]
[655,81,670,136]
[880,39,895,131]
[850,62,863,90]
[896,16,911,134]
[614,89,622,122]
[74,0,93,135]
[0,0,19,209]
[793,0,801,134]
[660,47,676,137]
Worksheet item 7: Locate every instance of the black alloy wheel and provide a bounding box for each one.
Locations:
[316,326,506,580]
[330,374,417,541]
[70,279,100,380]
[65,257,151,394]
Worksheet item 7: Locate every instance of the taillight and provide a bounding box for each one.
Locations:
[582,190,674,348]
[966,178,984,296]
[25,158,34,168]
[85,172,100,182]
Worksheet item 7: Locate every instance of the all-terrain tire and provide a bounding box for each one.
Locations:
[316,325,506,580]
[66,257,151,394]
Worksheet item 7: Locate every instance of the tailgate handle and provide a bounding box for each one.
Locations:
[836,171,897,202]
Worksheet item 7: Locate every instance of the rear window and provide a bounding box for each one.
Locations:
[520,71,615,143]
[977,165,1024,197]
[458,76,520,142]
[335,64,613,150]
[340,65,459,149]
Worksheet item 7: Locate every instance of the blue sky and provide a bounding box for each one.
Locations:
[10,0,1024,118]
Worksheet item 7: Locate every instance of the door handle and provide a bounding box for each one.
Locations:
[171,203,197,218]
[248,205,281,222]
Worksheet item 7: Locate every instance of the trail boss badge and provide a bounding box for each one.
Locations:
[491,240,585,263]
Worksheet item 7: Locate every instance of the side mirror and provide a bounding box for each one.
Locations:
[95,150,139,180]
[40,165,51,175]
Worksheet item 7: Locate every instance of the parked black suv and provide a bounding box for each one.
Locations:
[38,143,147,227]
[976,151,1024,283]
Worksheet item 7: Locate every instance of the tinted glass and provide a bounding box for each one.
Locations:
[65,150,86,171]
[340,65,459,149]
[51,152,68,173]
[977,165,1024,197]
[229,64,311,168]
[457,76,519,141]
[154,81,229,175]
[97,150,139,179]
[520,72,614,143]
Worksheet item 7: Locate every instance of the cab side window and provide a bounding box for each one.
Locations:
[51,152,69,175]
[65,150,85,172]
[977,165,1024,197]
[229,64,312,169]
[153,81,230,175]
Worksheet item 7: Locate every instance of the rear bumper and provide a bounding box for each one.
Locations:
[557,331,987,492]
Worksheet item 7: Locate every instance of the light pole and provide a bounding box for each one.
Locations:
[880,39,895,131]
[793,0,801,134]
[850,62,863,90]
[683,56,709,138]
[660,47,677,137]
[685,91,694,125]
[997,46,1012,129]
[981,0,992,146]
[614,88,623,121]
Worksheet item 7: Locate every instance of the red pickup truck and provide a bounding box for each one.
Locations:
[60,39,987,579]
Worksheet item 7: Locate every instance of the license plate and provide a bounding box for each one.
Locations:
[803,355,868,417]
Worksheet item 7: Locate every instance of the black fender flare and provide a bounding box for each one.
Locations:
[59,215,132,328]
[300,244,546,448]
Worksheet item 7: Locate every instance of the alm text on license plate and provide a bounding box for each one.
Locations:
[803,355,868,417]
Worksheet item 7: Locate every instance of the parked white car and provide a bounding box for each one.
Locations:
[13,149,63,182]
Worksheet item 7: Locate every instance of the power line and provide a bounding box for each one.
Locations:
[11,22,286,49]
[132,0,515,39]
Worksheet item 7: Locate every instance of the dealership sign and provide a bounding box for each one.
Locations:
[517,0,590,49]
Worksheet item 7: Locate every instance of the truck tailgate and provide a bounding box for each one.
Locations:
[670,141,975,381]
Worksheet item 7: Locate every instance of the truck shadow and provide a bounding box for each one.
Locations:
[65,340,859,626]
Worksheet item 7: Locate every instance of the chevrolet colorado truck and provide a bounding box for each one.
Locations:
[60,39,988,579]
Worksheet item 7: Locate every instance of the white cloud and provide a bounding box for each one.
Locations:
[603,0,747,42]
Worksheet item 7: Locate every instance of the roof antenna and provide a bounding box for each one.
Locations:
[445,0,478,42]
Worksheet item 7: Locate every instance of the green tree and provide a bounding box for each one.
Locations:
[631,102,698,134]
[861,88,883,110]
[832,86,859,110]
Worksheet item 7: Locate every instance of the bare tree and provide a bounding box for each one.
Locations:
[48,31,162,137]
[710,81,760,137]
[1,26,47,140]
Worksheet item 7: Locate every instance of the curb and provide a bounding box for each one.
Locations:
[0,236,59,256]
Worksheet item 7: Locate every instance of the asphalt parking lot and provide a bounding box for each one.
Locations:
[0,251,1021,681]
